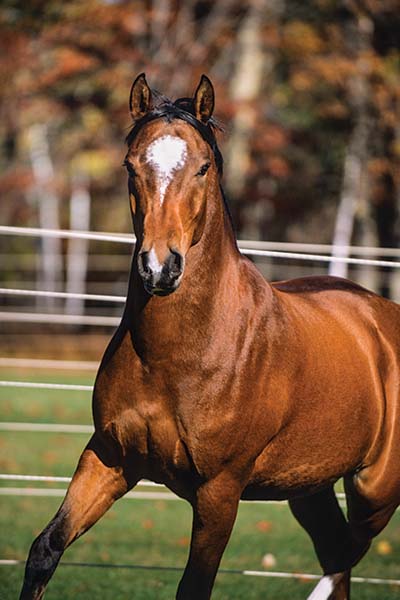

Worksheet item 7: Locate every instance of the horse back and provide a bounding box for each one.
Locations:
[272,274,374,295]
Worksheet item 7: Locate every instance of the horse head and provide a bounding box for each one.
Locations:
[125,73,221,296]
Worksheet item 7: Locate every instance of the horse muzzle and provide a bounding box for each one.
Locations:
[137,248,185,296]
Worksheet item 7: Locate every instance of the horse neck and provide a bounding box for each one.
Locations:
[124,179,242,359]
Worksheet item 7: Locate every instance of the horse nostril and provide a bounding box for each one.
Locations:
[138,248,184,292]
[138,251,151,276]
[168,249,184,279]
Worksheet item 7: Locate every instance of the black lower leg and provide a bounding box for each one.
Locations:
[329,571,351,600]
[20,508,69,600]
[289,487,369,574]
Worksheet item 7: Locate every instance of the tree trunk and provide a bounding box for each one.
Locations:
[354,166,379,292]
[28,124,62,310]
[392,124,400,302]
[329,122,369,278]
[329,12,373,279]
[224,1,274,205]
[65,171,91,317]
[223,1,282,281]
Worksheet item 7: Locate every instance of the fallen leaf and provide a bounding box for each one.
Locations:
[376,540,392,555]
[256,520,272,532]
[261,553,277,569]
[142,519,154,530]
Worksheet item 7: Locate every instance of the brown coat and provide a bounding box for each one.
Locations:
[20,74,400,600]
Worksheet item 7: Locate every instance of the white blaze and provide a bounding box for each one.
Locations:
[147,247,163,275]
[146,135,187,205]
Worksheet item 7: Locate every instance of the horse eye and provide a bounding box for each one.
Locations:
[196,162,210,177]
[123,160,136,177]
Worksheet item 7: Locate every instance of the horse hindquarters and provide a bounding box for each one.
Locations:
[19,433,139,600]
[289,329,400,600]
[343,333,400,547]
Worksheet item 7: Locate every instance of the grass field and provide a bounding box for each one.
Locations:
[1,368,400,599]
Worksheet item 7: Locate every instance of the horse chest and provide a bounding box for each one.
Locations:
[124,401,199,486]
[94,339,270,486]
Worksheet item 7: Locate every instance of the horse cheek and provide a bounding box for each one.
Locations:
[129,191,137,215]
[189,192,207,246]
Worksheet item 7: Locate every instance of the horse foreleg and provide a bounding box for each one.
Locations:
[176,474,242,600]
[289,487,369,600]
[19,432,141,600]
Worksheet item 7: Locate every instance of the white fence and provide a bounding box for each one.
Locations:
[1,225,400,591]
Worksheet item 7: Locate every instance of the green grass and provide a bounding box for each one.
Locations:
[1,370,400,599]
[0,370,94,424]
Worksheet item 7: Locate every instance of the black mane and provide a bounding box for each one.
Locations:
[125,91,224,175]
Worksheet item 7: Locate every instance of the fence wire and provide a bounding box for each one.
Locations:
[1,225,400,592]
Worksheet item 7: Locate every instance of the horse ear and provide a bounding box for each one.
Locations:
[129,73,152,121]
[193,75,214,123]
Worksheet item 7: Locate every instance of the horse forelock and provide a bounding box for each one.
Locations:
[125,91,224,176]
[125,90,235,229]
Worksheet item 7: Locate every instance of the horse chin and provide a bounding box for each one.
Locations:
[152,287,176,297]
[143,281,181,297]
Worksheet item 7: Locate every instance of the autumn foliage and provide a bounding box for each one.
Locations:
[0,0,399,278]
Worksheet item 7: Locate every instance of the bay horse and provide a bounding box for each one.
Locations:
[21,74,400,600]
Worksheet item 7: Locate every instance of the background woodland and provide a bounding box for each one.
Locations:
[1,0,399,306]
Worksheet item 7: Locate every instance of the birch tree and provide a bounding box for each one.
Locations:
[329,9,373,278]
[28,124,62,310]
[65,171,91,317]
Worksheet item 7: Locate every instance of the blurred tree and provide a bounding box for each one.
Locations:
[0,0,399,300]
[329,4,374,280]
[27,123,63,307]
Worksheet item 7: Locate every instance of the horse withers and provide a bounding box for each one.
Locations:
[20,74,400,600]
